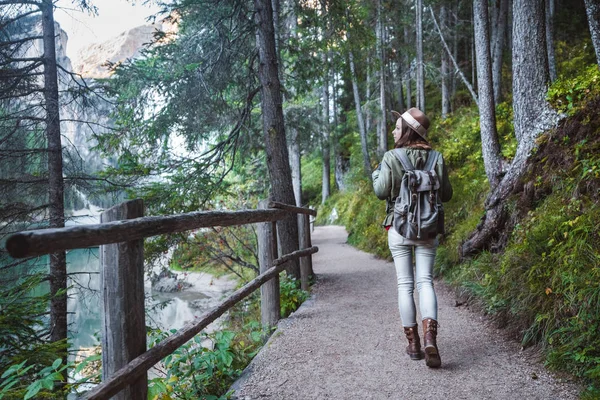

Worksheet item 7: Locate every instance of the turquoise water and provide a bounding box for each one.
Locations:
[5,248,206,353]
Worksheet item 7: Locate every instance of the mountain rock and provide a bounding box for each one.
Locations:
[73,20,177,79]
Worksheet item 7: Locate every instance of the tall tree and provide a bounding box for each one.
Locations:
[415,0,425,110]
[462,0,558,256]
[288,126,302,206]
[377,0,387,157]
[584,0,600,67]
[319,0,331,204]
[41,0,68,363]
[491,0,509,102]
[349,49,372,179]
[321,54,331,203]
[365,54,372,135]
[283,0,302,207]
[404,25,413,109]
[473,0,502,188]
[254,0,300,278]
[332,76,348,190]
[396,55,405,113]
[545,0,557,81]
[510,0,557,156]
[440,4,451,118]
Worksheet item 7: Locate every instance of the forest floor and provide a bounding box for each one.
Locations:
[230,226,581,400]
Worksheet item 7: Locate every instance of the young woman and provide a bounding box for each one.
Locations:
[372,107,452,368]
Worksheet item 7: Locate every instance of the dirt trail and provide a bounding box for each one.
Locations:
[231,226,579,399]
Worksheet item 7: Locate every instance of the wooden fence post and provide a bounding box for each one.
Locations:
[257,201,280,330]
[298,214,310,291]
[100,199,146,400]
[303,214,314,279]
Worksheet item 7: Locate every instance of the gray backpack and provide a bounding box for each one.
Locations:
[392,149,444,240]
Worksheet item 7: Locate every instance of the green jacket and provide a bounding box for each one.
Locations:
[372,147,453,228]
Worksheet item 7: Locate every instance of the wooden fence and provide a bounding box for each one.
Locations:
[5,200,318,400]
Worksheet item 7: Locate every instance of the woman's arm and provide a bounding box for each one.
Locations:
[373,153,392,200]
[437,154,453,202]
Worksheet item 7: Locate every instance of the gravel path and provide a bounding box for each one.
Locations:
[231,226,580,399]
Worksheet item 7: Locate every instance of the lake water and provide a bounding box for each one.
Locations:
[12,248,234,353]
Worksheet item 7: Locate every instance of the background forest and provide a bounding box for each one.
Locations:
[1,0,600,398]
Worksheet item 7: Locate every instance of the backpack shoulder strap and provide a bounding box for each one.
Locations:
[392,148,415,171]
[423,150,440,171]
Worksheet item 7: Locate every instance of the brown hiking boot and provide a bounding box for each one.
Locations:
[423,318,441,368]
[403,325,423,360]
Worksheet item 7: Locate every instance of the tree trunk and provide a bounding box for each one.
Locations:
[334,154,348,191]
[511,0,556,147]
[42,0,68,366]
[452,1,459,99]
[366,54,371,135]
[545,0,557,82]
[321,55,331,204]
[349,50,373,179]
[461,0,559,257]
[271,0,282,70]
[406,69,413,109]
[377,0,388,156]
[492,0,509,103]
[441,5,451,118]
[254,0,300,279]
[396,48,405,113]
[332,77,347,190]
[474,0,503,188]
[584,0,600,68]
[471,10,477,92]
[289,128,302,206]
[416,0,425,111]
[490,0,498,47]
[404,25,413,109]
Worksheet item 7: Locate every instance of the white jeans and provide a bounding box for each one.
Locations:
[388,228,438,327]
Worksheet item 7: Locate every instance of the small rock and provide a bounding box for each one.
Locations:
[531,372,539,380]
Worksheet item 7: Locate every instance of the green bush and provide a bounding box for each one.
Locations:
[279,275,309,318]
[147,327,262,400]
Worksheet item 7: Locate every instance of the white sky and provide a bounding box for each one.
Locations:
[54,0,164,61]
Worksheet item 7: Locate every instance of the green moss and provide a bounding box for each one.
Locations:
[548,63,600,115]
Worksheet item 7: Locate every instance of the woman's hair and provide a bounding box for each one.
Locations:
[394,118,432,149]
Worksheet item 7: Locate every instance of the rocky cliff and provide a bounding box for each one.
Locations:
[73,19,177,79]
[4,16,171,210]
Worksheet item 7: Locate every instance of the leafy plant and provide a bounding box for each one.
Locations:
[147,324,263,400]
[0,358,67,400]
[279,275,309,318]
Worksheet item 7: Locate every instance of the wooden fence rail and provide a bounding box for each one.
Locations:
[4,199,318,399]
[6,208,288,258]
[83,246,318,400]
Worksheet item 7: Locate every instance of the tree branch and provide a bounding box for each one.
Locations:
[429,6,479,106]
